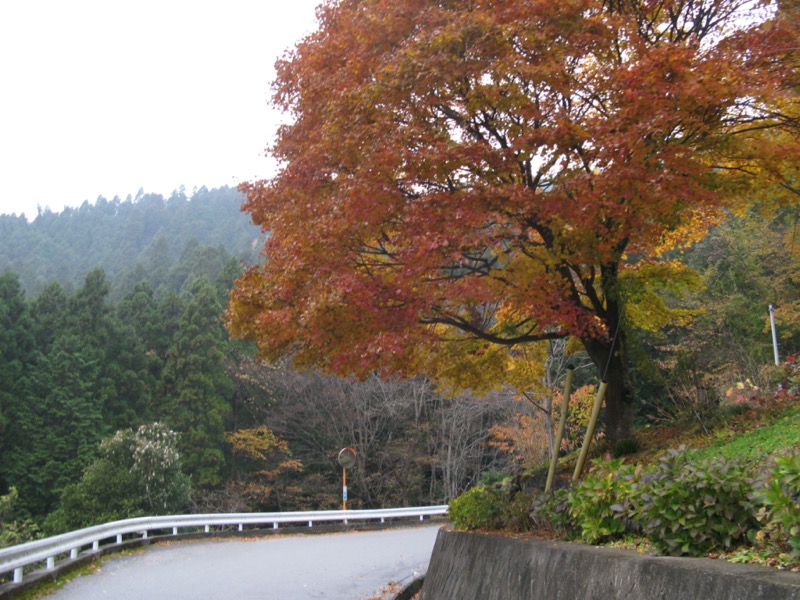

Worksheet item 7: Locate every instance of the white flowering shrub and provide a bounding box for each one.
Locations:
[44,423,191,533]
[127,423,188,512]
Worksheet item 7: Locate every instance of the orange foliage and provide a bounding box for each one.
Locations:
[490,407,551,468]
[228,0,797,442]
[490,384,601,467]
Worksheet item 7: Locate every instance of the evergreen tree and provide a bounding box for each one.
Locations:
[29,281,67,352]
[7,270,117,515]
[117,280,165,395]
[0,186,260,298]
[0,273,35,493]
[6,334,105,516]
[161,276,231,487]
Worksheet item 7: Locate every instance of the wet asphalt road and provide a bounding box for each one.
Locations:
[46,525,441,599]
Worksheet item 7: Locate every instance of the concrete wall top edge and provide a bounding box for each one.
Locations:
[421,527,800,600]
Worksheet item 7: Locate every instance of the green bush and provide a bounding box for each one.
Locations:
[479,470,512,487]
[504,491,535,532]
[756,453,800,558]
[531,486,574,536]
[449,486,507,530]
[0,488,40,548]
[44,423,191,534]
[638,447,757,557]
[450,446,776,562]
[567,458,642,544]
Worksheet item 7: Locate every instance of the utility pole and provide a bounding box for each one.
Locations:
[769,304,780,366]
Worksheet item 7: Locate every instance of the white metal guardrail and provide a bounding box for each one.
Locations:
[0,505,448,584]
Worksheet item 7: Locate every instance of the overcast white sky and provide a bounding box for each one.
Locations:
[0,0,322,219]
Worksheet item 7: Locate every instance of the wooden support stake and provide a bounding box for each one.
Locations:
[573,381,608,481]
[546,366,574,493]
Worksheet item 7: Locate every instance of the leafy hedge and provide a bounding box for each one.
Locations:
[449,486,507,530]
[757,453,800,558]
[634,449,756,556]
[450,446,800,559]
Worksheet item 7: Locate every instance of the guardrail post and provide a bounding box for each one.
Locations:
[116,534,122,544]
[70,548,78,559]
[92,540,99,552]
[173,527,178,535]
[142,531,148,540]
[273,522,278,529]
[204,525,210,533]
[238,524,243,532]
[13,567,23,583]
[308,521,313,527]
[47,556,55,570]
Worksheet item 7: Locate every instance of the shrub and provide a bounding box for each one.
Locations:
[479,470,512,487]
[756,453,800,558]
[638,447,757,557]
[504,491,535,532]
[0,488,40,548]
[449,486,507,530]
[530,448,759,555]
[44,423,191,534]
[531,486,574,536]
[566,458,642,544]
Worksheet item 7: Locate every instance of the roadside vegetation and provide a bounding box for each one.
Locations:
[448,378,800,570]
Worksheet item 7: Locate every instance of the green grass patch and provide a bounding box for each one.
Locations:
[696,406,800,464]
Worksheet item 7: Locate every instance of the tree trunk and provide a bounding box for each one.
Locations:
[582,320,635,446]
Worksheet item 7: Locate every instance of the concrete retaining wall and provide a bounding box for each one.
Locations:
[420,528,800,600]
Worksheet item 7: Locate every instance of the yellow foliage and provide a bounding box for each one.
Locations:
[227,426,303,479]
[557,385,600,453]
[564,336,585,357]
[653,209,724,255]
[412,323,548,396]
[620,261,702,331]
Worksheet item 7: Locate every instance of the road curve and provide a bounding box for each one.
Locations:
[46,525,441,599]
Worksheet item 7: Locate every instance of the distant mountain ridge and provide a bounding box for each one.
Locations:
[0,186,262,299]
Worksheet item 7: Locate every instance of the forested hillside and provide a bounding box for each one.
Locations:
[0,186,262,299]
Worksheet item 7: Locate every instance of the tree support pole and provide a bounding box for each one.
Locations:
[573,380,608,481]
[546,366,574,493]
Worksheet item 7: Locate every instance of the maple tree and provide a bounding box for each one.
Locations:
[229,0,797,443]
[226,426,303,509]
